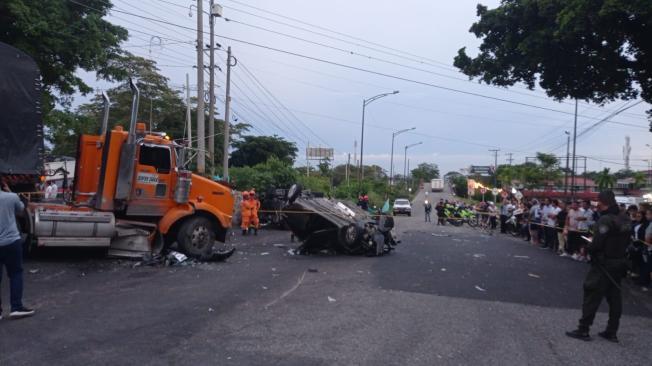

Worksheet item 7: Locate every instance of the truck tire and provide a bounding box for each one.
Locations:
[177,216,216,259]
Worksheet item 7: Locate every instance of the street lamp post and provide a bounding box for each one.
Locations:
[403,142,423,184]
[390,127,415,187]
[359,90,399,182]
[646,144,652,189]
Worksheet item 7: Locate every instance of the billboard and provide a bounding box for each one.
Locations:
[306,147,334,159]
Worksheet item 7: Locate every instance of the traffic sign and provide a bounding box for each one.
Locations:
[515,191,523,200]
[480,187,487,194]
[491,188,499,196]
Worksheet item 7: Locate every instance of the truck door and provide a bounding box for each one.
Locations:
[127,143,174,216]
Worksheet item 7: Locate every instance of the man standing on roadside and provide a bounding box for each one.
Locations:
[566,191,630,343]
[0,176,35,319]
[424,200,432,223]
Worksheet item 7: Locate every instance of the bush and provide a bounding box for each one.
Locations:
[229,156,297,191]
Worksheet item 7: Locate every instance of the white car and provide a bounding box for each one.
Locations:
[393,199,412,216]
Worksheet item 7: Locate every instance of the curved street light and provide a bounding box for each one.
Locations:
[389,127,415,186]
[359,90,399,182]
[403,141,423,181]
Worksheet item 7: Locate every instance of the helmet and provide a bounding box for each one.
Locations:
[242,191,250,197]
[249,191,256,197]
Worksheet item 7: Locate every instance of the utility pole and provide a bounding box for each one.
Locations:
[346,153,351,186]
[208,0,216,176]
[489,149,500,188]
[195,0,205,174]
[185,73,192,149]
[505,152,513,165]
[570,99,578,199]
[564,131,570,196]
[223,46,235,181]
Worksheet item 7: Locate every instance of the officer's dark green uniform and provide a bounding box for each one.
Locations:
[567,191,630,342]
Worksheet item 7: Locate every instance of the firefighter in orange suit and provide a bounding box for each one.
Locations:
[250,190,260,235]
[240,191,252,235]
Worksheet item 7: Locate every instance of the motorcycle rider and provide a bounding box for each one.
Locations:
[566,190,631,342]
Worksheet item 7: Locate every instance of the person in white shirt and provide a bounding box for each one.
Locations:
[565,201,584,257]
[544,200,561,250]
[44,182,58,200]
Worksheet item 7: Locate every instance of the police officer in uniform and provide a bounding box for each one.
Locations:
[566,190,630,343]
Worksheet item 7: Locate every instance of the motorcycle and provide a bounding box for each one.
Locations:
[443,206,478,227]
[503,208,523,237]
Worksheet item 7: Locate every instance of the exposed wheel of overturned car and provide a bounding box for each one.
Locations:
[287,183,302,204]
[338,223,364,252]
[177,216,216,259]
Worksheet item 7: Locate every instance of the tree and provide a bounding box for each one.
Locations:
[632,171,647,189]
[595,168,616,190]
[45,109,97,157]
[451,175,469,198]
[229,157,297,191]
[410,163,440,182]
[230,135,298,167]
[1,0,128,110]
[454,1,652,118]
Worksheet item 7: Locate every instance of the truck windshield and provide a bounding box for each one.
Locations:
[139,145,171,174]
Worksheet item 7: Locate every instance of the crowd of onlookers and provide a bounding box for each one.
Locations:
[428,195,652,290]
[496,197,652,290]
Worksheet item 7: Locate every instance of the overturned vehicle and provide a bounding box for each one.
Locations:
[282,185,398,256]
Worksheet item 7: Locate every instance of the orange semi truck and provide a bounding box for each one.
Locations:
[1,41,234,259]
[27,81,235,259]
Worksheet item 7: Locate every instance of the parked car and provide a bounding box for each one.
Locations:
[393,199,412,216]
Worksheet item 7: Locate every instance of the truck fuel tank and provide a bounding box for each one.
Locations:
[34,209,115,239]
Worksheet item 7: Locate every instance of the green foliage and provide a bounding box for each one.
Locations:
[410,163,440,182]
[632,171,647,188]
[0,0,128,110]
[451,175,468,198]
[297,175,331,194]
[454,1,652,118]
[44,109,96,157]
[229,156,297,191]
[230,135,298,167]
[595,168,616,190]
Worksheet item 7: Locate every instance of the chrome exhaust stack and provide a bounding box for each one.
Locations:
[99,91,111,135]
[127,78,140,144]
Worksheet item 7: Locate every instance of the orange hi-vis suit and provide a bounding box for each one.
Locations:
[240,193,253,231]
[250,191,260,229]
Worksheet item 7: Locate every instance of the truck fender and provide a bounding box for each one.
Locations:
[192,201,232,230]
[158,204,194,234]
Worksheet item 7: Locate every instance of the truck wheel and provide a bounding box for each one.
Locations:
[177,216,216,259]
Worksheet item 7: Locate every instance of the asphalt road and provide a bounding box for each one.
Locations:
[1,185,651,365]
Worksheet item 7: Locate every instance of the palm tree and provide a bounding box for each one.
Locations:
[595,168,616,190]
[632,172,646,189]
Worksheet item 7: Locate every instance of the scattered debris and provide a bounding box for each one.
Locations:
[168,251,188,264]
[513,255,530,259]
[474,285,487,292]
[260,252,270,256]
[441,268,447,272]
[287,249,297,256]
[208,307,214,312]
[528,273,541,279]
[432,233,450,237]
[308,268,319,273]
[328,296,337,303]
[262,286,268,290]
[273,243,288,248]
[472,253,486,258]
[28,269,40,274]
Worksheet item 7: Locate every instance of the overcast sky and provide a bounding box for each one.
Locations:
[78,0,652,176]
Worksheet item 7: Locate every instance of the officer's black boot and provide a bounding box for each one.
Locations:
[598,331,618,343]
[254,228,258,236]
[565,328,591,341]
[242,229,247,235]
